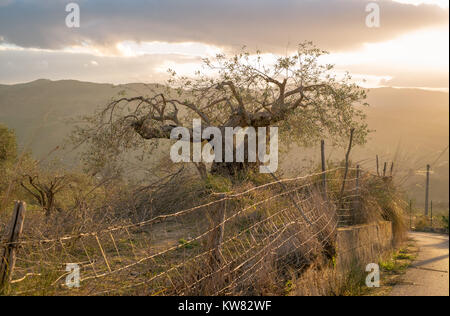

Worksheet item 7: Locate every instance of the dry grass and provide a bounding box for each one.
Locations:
[1,164,408,296]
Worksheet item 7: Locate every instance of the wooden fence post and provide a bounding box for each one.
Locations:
[376,155,380,176]
[356,165,360,190]
[425,164,430,216]
[206,195,227,293]
[353,165,361,224]
[320,140,327,200]
[430,200,433,228]
[390,162,394,176]
[338,129,355,226]
[210,195,226,268]
[339,128,355,200]
[0,201,26,293]
[383,162,387,177]
[409,200,413,230]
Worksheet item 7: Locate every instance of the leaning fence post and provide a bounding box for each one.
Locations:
[338,129,355,226]
[320,140,327,200]
[339,128,355,200]
[210,194,226,268]
[355,164,360,200]
[0,201,26,293]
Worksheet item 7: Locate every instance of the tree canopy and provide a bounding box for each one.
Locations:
[73,42,369,178]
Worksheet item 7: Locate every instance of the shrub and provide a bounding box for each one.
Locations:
[442,216,449,232]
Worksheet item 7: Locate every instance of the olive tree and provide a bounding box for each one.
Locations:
[73,43,369,179]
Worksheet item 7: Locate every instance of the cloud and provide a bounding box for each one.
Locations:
[1,46,447,89]
[383,71,449,88]
[0,48,202,84]
[0,0,448,53]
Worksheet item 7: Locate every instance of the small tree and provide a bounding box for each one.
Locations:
[0,125,18,199]
[20,168,79,217]
[0,124,17,168]
[74,43,369,179]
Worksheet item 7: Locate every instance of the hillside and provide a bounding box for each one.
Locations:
[362,88,449,206]
[0,80,448,204]
[364,87,449,154]
[0,79,160,158]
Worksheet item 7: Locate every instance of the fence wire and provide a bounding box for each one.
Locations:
[1,167,369,295]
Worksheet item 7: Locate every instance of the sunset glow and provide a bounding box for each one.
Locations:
[0,0,448,89]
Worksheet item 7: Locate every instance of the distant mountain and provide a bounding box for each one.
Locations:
[364,87,448,153]
[0,80,448,204]
[0,79,161,158]
[362,88,449,206]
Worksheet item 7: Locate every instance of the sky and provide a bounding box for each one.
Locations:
[0,0,448,90]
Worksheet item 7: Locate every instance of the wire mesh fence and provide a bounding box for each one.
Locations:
[1,166,372,295]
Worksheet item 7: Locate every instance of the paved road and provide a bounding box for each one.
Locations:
[390,232,449,296]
